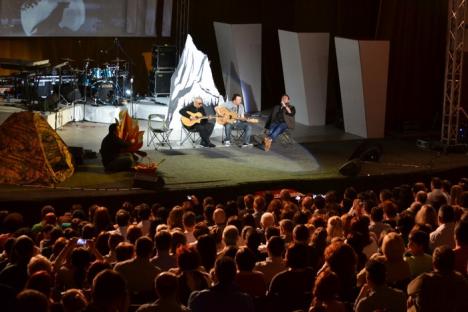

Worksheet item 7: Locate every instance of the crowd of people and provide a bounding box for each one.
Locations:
[0,176,467,312]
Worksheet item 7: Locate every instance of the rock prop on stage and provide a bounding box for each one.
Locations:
[0,112,74,185]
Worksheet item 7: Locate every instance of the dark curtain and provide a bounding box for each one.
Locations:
[375,0,448,131]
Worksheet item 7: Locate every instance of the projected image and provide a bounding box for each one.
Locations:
[0,0,171,37]
[21,0,86,36]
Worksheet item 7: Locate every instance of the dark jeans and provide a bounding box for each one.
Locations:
[225,121,252,144]
[191,122,214,143]
[104,153,134,172]
[268,122,288,140]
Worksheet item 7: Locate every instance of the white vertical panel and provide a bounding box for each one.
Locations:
[335,37,367,137]
[214,22,262,112]
[279,30,329,126]
[233,24,262,112]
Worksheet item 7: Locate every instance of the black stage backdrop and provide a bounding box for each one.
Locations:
[0,0,453,133]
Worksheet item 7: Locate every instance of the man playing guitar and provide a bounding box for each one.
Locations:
[179,97,216,148]
[216,93,253,147]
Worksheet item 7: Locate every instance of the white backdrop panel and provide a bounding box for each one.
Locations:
[279,30,329,126]
[335,37,367,137]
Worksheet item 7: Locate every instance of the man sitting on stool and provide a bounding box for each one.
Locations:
[263,94,295,151]
[218,93,252,147]
[179,96,216,148]
[100,123,134,172]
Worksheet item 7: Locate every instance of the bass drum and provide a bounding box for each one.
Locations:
[92,81,114,104]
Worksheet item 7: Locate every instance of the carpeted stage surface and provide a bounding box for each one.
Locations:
[1,137,468,209]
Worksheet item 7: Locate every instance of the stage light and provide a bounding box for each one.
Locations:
[125,89,132,96]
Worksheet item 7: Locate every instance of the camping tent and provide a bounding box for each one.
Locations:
[0,111,74,185]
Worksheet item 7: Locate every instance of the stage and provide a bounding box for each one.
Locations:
[1,100,468,220]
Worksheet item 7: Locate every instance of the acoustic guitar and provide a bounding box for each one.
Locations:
[216,106,259,125]
[181,111,216,127]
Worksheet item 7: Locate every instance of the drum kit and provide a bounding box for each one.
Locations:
[78,57,131,105]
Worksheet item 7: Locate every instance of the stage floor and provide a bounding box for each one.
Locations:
[1,104,468,212]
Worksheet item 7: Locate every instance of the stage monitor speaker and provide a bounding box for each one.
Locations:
[153,70,173,95]
[348,142,382,162]
[68,146,84,165]
[133,172,165,189]
[339,159,362,177]
[152,45,178,69]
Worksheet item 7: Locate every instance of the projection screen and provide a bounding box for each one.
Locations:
[0,0,173,37]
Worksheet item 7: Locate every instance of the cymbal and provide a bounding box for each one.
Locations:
[111,58,127,63]
[61,57,75,62]
[83,58,95,62]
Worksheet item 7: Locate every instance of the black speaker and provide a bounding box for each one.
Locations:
[152,45,177,69]
[133,172,165,189]
[153,70,173,95]
[68,146,84,165]
[349,142,382,162]
[339,159,362,177]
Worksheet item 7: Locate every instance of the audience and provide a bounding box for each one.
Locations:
[0,177,466,312]
[354,259,406,312]
[188,257,254,312]
[407,246,468,312]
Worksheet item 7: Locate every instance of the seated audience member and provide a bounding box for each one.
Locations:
[16,289,49,312]
[407,246,468,312]
[188,257,254,312]
[114,242,134,263]
[218,225,239,258]
[430,204,456,250]
[28,254,53,276]
[415,204,438,230]
[404,230,433,278]
[354,260,406,312]
[195,234,217,272]
[25,270,54,303]
[85,269,129,312]
[114,237,161,303]
[136,272,189,312]
[268,243,316,312]
[173,247,211,306]
[234,247,266,297]
[322,241,358,303]
[0,235,36,294]
[279,219,294,244]
[126,225,143,245]
[358,232,411,290]
[427,177,449,209]
[453,220,468,276]
[255,236,286,285]
[61,289,88,312]
[182,211,197,244]
[103,233,124,264]
[327,216,344,242]
[368,206,391,240]
[309,270,346,312]
[150,230,177,271]
[136,204,151,236]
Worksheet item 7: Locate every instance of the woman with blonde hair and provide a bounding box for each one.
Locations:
[357,232,411,290]
[327,216,344,242]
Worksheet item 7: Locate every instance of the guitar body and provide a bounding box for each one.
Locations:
[181,111,205,127]
[216,106,260,125]
[216,106,238,125]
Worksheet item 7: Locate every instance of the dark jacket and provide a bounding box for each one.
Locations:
[265,104,296,130]
[100,133,129,166]
[188,283,254,312]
